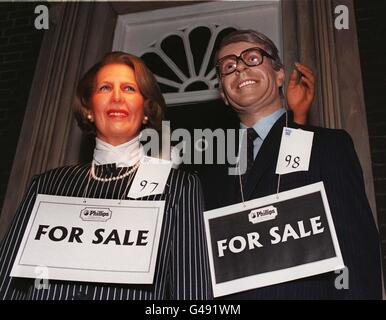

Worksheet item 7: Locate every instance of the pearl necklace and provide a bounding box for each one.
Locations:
[90,160,140,182]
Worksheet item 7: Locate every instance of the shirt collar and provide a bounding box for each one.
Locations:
[240,107,285,140]
[93,135,144,167]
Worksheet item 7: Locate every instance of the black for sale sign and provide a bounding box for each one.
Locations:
[204,182,344,297]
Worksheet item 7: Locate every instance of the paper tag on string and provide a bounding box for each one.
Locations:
[275,127,314,175]
[128,156,172,199]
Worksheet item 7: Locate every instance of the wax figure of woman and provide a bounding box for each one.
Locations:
[0,52,211,300]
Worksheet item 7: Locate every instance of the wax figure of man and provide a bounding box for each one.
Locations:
[202,29,382,299]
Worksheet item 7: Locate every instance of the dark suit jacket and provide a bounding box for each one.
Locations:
[198,112,382,299]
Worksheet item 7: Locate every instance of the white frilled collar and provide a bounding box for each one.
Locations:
[93,135,144,167]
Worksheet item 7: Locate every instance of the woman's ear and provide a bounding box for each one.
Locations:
[87,113,94,122]
[83,106,94,122]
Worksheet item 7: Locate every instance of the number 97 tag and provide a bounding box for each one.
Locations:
[128,156,172,199]
[275,127,314,175]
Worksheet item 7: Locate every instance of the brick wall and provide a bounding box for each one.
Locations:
[0,3,44,212]
[355,0,386,282]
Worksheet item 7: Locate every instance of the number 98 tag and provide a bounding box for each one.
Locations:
[275,127,314,175]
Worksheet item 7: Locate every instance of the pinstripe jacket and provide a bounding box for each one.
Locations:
[0,164,212,300]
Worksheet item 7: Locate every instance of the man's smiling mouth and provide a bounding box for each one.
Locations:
[238,80,257,89]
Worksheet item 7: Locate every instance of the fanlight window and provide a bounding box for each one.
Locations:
[140,25,236,106]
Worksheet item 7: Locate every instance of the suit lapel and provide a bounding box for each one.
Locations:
[243,113,288,200]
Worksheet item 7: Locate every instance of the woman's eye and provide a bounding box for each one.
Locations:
[98,85,111,92]
[123,85,135,92]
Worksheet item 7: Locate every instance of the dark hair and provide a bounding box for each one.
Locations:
[73,51,165,135]
[215,29,284,72]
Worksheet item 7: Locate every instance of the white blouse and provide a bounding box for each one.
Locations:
[93,135,144,167]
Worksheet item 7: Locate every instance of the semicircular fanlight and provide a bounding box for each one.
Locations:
[140,24,236,102]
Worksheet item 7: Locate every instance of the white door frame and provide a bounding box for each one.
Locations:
[113,1,282,106]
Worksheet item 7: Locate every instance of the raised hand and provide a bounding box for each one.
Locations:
[286,63,315,125]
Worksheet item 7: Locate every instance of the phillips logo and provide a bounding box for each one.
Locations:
[80,207,112,222]
[248,205,278,224]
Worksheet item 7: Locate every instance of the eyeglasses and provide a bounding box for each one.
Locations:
[216,47,274,76]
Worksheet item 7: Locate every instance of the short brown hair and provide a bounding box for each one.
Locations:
[73,51,166,135]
